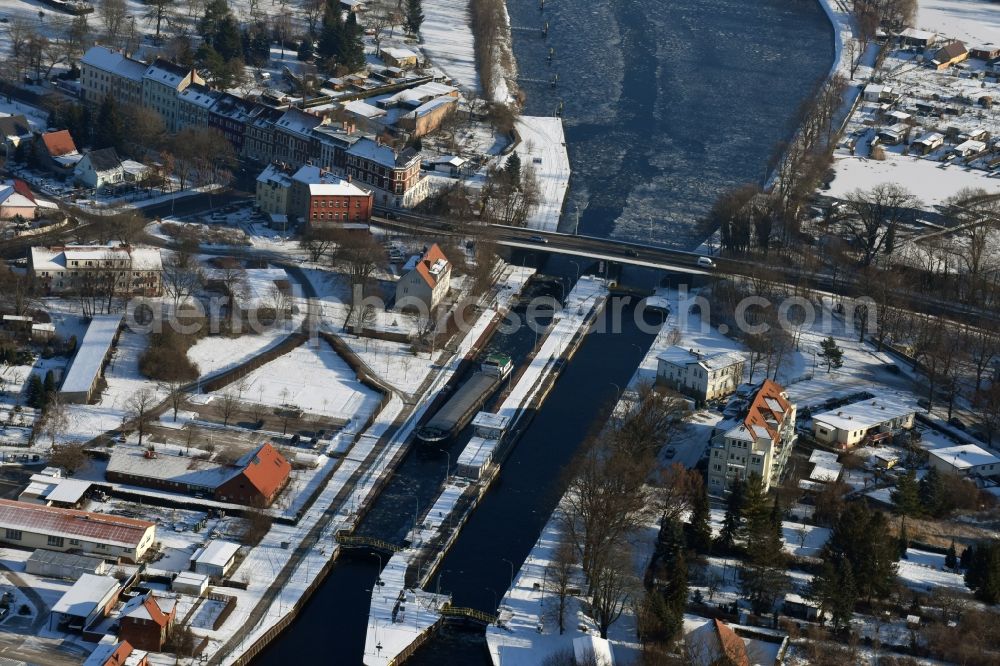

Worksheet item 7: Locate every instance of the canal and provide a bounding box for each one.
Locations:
[254,0,833,661]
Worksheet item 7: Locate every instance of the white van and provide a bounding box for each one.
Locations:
[697,257,715,268]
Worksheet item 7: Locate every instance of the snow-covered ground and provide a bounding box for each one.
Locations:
[827,155,1000,208]
[418,0,481,94]
[897,547,969,593]
[206,342,381,422]
[914,0,1000,47]
[515,116,572,232]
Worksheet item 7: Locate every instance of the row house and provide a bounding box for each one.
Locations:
[707,380,796,494]
[243,106,285,164]
[345,137,427,209]
[175,83,219,132]
[30,244,164,297]
[313,124,362,170]
[209,93,258,154]
[272,108,326,167]
[79,46,145,107]
[141,59,204,133]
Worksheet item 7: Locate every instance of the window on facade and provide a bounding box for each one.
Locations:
[47,535,64,547]
[4,529,22,540]
[69,539,80,546]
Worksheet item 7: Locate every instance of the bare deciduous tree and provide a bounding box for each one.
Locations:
[125,388,158,448]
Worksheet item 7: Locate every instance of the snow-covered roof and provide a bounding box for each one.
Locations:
[291,164,371,197]
[455,435,499,476]
[192,539,241,568]
[31,245,162,272]
[952,139,986,154]
[812,397,914,432]
[381,81,457,107]
[60,314,123,396]
[914,132,944,145]
[347,137,420,169]
[178,84,219,109]
[44,479,92,505]
[471,412,510,432]
[257,163,293,187]
[929,444,1000,470]
[382,47,418,61]
[657,345,744,372]
[275,109,323,137]
[344,99,387,119]
[81,46,145,82]
[810,459,843,482]
[407,96,456,119]
[809,449,839,464]
[106,449,234,490]
[51,574,120,617]
[900,28,936,41]
[143,58,191,88]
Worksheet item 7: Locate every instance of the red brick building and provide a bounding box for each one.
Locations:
[216,443,292,507]
[82,639,149,666]
[118,593,175,652]
[289,164,373,229]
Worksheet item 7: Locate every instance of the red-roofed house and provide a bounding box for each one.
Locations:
[687,619,751,666]
[38,130,82,174]
[0,179,39,220]
[395,244,451,312]
[707,380,796,494]
[215,443,291,507]
[117,593,176,652]
[82,638,148,666]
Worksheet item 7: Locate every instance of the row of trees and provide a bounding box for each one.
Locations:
[892,465,982,519]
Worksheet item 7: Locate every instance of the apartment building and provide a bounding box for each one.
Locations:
[142,59,205,132]
[79,46,145,107]
[345,137,426,209]
[707,380,796,494]
[30,244,163,296]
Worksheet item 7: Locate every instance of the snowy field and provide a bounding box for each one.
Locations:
[897,548,969,593]
[827,155,1000,208]
[418,0,480,94]
[207,342,381,422]
[515,117,572,232]
[915,0,1000,47]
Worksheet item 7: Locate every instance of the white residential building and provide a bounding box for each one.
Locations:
[74,148,125,189]
[929,445,1000,478]
[811,397,915,448]
[656,346,745,403]
[395,244,451,312]
[707,380,796,494]
[255,164,293,217]
[30,244,163,297]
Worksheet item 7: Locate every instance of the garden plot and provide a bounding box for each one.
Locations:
[209,343,380,422]
[897,547,969,593]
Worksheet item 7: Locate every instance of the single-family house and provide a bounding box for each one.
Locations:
[950,139,987,158]
[0,114,33,153]
[929,444,1000,478]
[118,593,176,652]
[74,148,125,189]
[381,47,419,69]
[82,638,149,666]
[863,84,894,103]
[912,132,944,155]
[899,28,937,49]
[811,397,915,448]
[931,41,969,70]
[656,346,745,403]
[0,180,39,220]
[395,243,451,312]
[37,130,82,174]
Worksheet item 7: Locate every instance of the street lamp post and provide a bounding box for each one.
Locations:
[501,558,515,592]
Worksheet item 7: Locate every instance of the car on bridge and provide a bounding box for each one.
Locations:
[528,235,548,244]
[697,257,716,268]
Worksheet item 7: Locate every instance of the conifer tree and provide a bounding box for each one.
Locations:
[945,540,958,569]
[94,95,124,152]
[891,468,921,516]
[818,336,844,373]
[715,477,745,553]
[317,0,344,65]
[965,540,1000,604]
[405,0,424,35]
[686,484,713,555]
[898,518,909,559]
[340,12,366,70]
